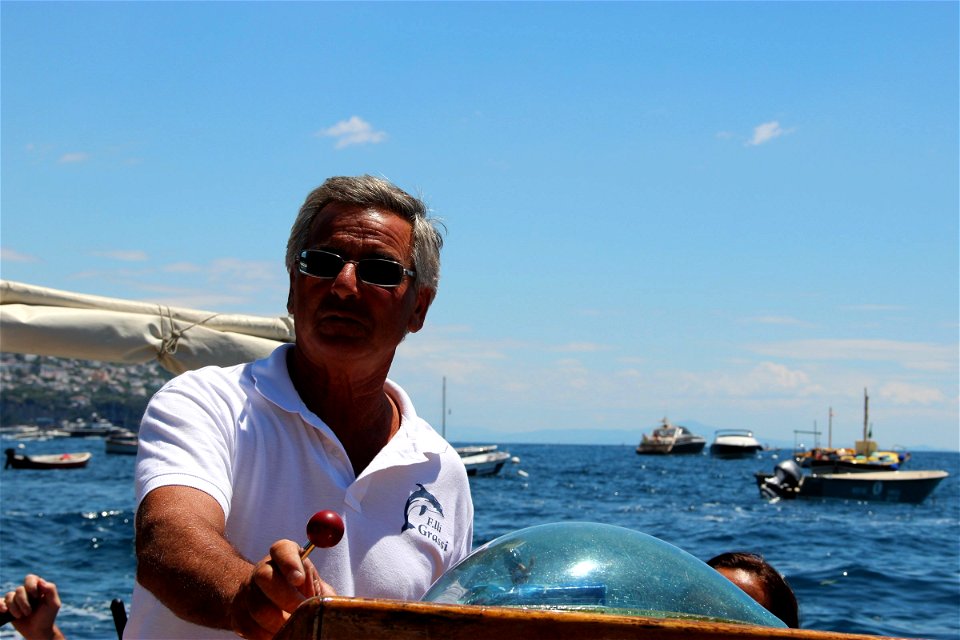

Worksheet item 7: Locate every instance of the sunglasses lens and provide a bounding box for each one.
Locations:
[300,251,407,286]
[300,251,344,278]
[357,260,404,286]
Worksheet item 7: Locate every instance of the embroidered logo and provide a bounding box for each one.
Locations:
[401,483,450,552]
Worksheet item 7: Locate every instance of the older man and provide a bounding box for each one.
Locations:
[126,176,473,640]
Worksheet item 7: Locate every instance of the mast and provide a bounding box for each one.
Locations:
[441,376,447,439]
[863,388,869,443]
[828,407,833,449]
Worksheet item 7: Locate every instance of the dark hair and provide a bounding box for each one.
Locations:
[707,551,800,628]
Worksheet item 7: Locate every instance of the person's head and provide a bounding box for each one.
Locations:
[286,175,443,294]
[707,552,799,628]
[285,176,444,368]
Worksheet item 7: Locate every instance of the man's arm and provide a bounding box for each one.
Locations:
[135,485,332,640]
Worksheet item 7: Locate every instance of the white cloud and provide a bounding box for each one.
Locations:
[748,338,957,372]
[316,116,387,149]
[879,382,945,405]
[747,120,788,146]
[91,250,148,262]
[58,151,90,164]
[693,361,821,398]
[0,247,39,263]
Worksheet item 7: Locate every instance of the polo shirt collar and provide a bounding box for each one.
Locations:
[251,344,448,461]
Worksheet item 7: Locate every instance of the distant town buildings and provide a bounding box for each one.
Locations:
[0,353,171,429]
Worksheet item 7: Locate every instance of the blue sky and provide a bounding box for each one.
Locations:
[2,2,957,450]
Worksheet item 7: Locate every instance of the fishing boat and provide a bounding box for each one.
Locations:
[636,418,706,455]
[709,429,763,459]
[794,392,910,473]
[795,447,909,473]
[4,448,92,470]
[756,459,948,505]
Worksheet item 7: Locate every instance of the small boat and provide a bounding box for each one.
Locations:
[457,445,512,477]
[105,433,139,455]
[636,418,706,455]
[64,417,124,438]
[795,447,909,473]
[756,459,948,504]
[4,448,92,470]
[709,429,762,459]
[795,390,910,473]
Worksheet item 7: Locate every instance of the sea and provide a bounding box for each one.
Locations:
[1,439,958,640]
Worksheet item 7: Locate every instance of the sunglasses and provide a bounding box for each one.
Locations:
[298,249,416,288]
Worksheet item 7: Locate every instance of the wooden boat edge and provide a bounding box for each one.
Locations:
[275,596,908,640]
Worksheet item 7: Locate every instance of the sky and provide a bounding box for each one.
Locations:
[1,2,957,451]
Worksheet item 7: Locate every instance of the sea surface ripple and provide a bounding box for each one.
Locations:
[1,439,957,639]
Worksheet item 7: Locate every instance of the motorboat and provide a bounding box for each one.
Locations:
[457,445,512,476]
[5,448,92,469]
[105,432,139,455]
[636,418,706,455]
[756,459,948,504]
[709,429,762,459]
[64,417,125,438]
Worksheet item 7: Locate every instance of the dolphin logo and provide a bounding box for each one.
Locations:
[401,483,444,532]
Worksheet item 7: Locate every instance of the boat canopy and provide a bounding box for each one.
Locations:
[0,279,295,375]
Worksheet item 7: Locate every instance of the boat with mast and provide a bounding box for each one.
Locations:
[794,391,909,472]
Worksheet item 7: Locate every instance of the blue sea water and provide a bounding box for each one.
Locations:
[1,439,957,639]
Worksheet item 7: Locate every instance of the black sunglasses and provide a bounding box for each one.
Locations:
[298,249,416,288]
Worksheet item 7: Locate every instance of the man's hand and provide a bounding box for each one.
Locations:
[229,540,336,640]
[0,574,65,640]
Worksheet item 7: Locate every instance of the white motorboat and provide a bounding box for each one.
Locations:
[709,429,762,459]
[456,445,512,476]
[636,418,706,455]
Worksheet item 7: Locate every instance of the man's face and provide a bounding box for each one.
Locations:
[287,201,433,369]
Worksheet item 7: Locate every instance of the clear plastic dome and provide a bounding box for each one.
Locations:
[422,522,785,627]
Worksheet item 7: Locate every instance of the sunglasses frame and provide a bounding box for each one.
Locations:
[298,249,416,288]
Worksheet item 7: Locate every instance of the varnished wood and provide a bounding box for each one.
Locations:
[274,597,906,640]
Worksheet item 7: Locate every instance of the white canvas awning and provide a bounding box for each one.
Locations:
[0,279,295,375]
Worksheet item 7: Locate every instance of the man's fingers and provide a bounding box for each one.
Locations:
[269,539,308,587]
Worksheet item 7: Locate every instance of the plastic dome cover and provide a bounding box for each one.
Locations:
[422,522,786,628]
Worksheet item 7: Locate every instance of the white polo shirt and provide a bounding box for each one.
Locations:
[124,344,473,639]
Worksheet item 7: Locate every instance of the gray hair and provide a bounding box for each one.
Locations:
[285,175,444,292]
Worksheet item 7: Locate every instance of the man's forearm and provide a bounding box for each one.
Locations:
[136,514,253,629]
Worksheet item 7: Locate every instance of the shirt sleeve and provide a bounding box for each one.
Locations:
[135,371,238,518]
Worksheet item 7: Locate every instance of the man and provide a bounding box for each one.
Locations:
[707,552,799,628]
[125,175,474,640]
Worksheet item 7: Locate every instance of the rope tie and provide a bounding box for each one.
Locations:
[156,305,220,358]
